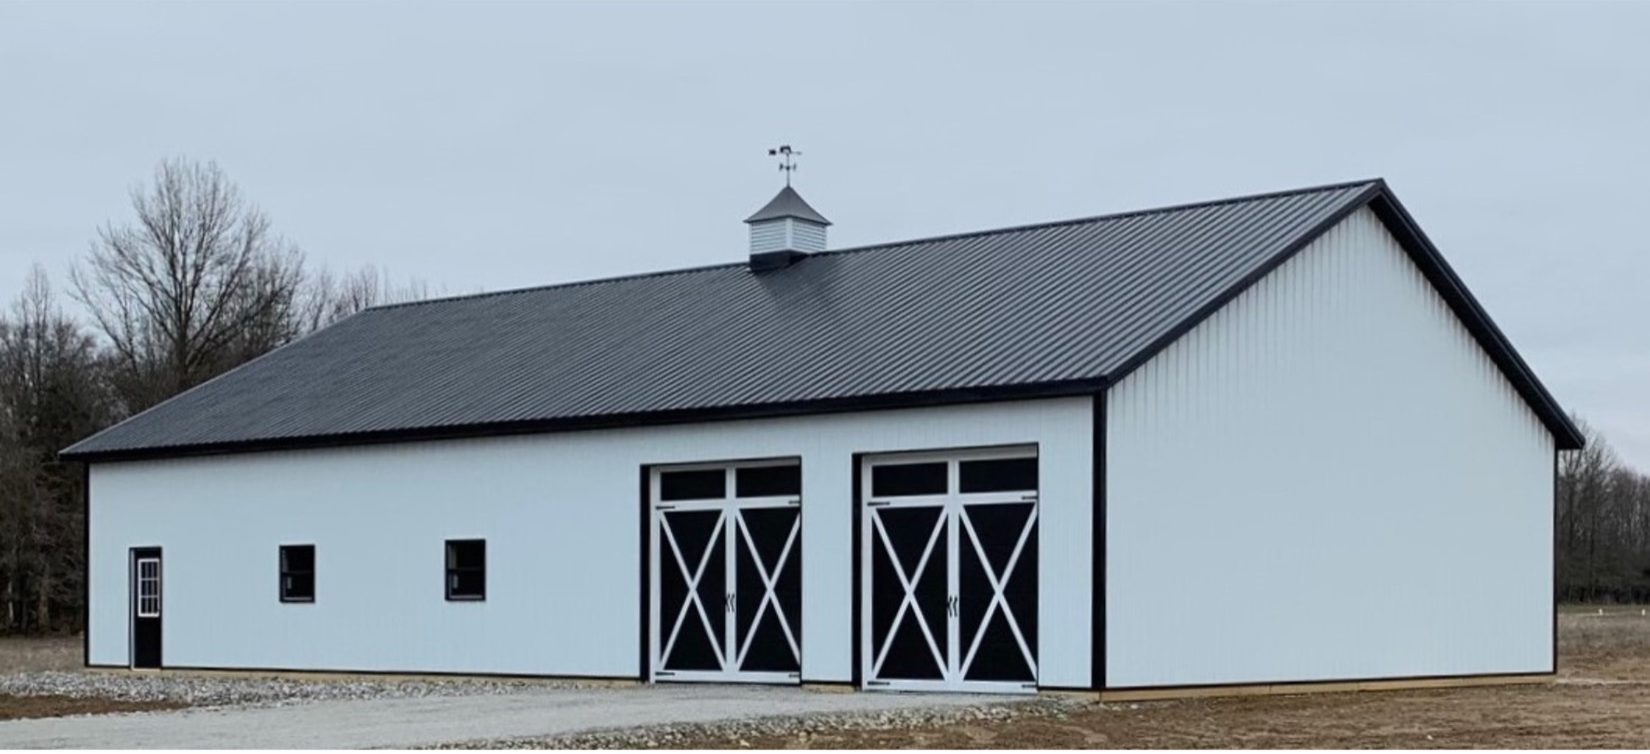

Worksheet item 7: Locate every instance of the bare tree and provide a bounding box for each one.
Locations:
[70,158,307,414]
[0,266,109,633]
[302,264,431,331]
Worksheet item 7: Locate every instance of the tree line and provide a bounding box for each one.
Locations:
[1558,421,1650,602]
[0,158,426,633]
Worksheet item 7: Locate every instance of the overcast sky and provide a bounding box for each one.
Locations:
[1,1,1646,467]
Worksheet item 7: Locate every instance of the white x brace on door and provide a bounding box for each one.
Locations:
[860,447,1039,694]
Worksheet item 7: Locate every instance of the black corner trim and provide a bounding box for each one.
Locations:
[62,380,1108,463]
[639,466,651,683]
[81,462,90,669]
[850,453,863,690]
[1092,391,1106,691]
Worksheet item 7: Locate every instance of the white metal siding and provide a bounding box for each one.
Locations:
[749,218,826,254]
[749,221,787,253]
[1106,207,1555,688]
[89,397,1092,686]
[790,220,827,252]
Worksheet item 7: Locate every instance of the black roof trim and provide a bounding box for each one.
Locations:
[63,379,1107,463]
[1100,179,1582,450]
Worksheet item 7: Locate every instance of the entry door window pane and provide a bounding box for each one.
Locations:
[871,462,947,497]
[136,559,160,617]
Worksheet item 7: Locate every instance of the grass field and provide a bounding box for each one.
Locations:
[4,611,1650,746]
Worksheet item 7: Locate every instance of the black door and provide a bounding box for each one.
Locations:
[131,547,161,669]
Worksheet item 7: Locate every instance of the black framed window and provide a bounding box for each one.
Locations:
[735,464,801,497]
[959,457,1038,493]
[871,462,948,497]
[279,545,315,603]
[659,469,726,501]
[445,539,486,601]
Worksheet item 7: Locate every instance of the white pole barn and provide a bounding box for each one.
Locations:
[65,179,1581,697]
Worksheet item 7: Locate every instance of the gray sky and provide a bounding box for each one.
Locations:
[2,1,1646,467]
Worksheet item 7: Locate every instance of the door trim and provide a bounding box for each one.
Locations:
[128,546,162,670]
[858,445,1040,694]
[646,457,803,685]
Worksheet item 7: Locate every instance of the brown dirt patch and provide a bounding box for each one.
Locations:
[673,610,1650,749]
[0,694,185,721]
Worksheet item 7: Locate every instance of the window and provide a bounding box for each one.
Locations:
[135,558,160,617]
[445,539,486,601]
[735,464,801,497]
[871,462,948,497]
[659,469,726,500]
[959,457,1038,493]
[280,545,315,603]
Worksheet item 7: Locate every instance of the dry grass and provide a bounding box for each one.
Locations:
[0,636,81,674]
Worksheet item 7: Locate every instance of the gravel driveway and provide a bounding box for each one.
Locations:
[0,683,1017,749]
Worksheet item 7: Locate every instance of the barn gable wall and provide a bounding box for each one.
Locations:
[88,396,1094,686]
[1105,207,1555,688]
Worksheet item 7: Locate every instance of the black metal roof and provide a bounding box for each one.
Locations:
[745,186,831,225]
[62,179,1584,460]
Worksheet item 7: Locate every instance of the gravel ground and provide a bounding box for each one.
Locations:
[0,670,578,709]
[0,684,1017,748]
[454,697,1081,749]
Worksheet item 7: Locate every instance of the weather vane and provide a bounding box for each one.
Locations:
[768,145,801,186]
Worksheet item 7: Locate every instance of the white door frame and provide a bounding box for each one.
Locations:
[859,446,1039,694]
[649,459,802,685]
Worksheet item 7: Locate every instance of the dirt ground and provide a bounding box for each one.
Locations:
[0,694,184,722]
[678,609,1650,749]
[0,636,186,721]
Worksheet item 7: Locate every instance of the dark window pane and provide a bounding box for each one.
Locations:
[280,545,315,602]
[871,462,947,497]
[736,464,800,497]
[449,569,485,599]
[281,545,314,573]
[284,573,315,601]
[660,469,726,500]
[959,458,1038,493]
[447,539,485,569]
[446,540,486,600]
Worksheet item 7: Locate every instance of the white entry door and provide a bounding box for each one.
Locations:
[860,447,1039,694]
[650,460,803,684]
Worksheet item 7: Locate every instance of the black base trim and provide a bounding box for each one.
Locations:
[140,665,643,682]
[1102,669,1555,693]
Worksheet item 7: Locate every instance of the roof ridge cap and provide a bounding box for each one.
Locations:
[813,178,1384,258]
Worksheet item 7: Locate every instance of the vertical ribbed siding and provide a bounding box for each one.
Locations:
[1105,208,1554,688]
[89,397,1095,686]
